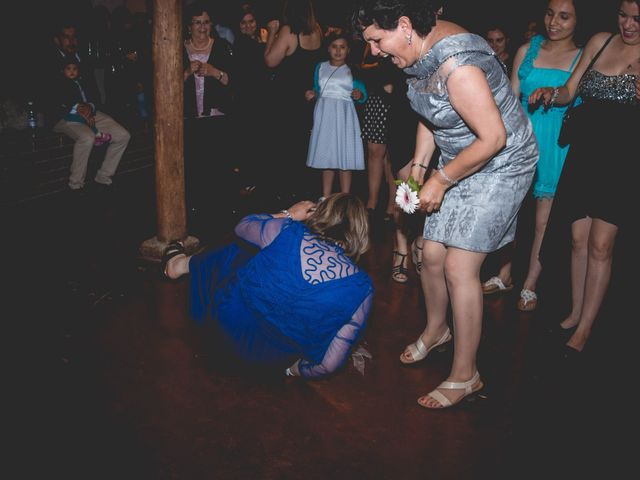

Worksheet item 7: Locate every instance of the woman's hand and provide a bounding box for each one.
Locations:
[417,172,448,214]
[196,62,209,77]
[287,200,317,220]
[187,60,201,76]
[352,88,363,101]
[266,19,280,35]
[528,86,555,109]
[304,89,316,101]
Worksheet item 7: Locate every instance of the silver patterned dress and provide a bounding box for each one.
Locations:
[404,33,539,253]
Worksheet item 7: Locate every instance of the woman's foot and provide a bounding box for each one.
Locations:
[482,276,513,295]
[391,250,409,283]
[417,371,483,409]
[400,328,452,364]
[162,240,187,280]
[516,288,537,311]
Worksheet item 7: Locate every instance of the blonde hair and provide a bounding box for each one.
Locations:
[305,193,370,260]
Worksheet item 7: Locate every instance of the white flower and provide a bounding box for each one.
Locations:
[395,182,420,214]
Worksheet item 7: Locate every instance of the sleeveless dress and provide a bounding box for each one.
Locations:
[539,38,638,304]
[188,216,374,379]
[306,61,367,171]
[404,33,539,252]
[519,35,582,198]
[546,67,638,231]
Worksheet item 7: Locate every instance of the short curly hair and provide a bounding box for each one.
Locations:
[352,0,440,37]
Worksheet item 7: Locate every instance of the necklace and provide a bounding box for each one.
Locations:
[418,36,427,60]
[188,37,213,52]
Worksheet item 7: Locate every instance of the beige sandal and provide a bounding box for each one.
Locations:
[418,371,483,409]
[400,328,452,364]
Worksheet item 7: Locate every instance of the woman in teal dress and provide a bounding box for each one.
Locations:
[481,0,584,312]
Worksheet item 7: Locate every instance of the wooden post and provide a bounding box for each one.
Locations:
[140,0,199,261]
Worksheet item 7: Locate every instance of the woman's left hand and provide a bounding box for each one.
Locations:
[197,63,209,77]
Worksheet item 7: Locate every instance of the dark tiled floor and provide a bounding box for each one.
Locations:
[7,169,628,479]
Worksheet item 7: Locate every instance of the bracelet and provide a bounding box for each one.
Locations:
[412,162,428,170]
[217,71,224,81]
[549,87,560,107]
[280,209,293,220]
[437,168,458,186]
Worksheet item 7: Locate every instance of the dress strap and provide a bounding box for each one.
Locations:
[568,47,583,71]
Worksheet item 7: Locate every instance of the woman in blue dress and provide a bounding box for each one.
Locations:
[162,193,374,379]
[354,0,538,408]
[482,0,584,312]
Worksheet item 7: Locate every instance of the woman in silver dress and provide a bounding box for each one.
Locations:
[354,0,538,409]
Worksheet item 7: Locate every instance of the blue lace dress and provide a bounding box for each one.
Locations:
[404,33,538,252]
[519,35,582,198]
[188,215,374,379]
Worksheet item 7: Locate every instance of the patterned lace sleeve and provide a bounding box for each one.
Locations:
[234,214,289,248]
[298,292,373,379]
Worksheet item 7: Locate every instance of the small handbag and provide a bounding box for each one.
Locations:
[557,34,615,147]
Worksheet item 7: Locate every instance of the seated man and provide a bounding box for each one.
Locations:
[48,22,131,191]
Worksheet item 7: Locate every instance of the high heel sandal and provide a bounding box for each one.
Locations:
[417,371,483,409]
[411,239,423,275]
[400,327,452,364]
[391,251,409,284]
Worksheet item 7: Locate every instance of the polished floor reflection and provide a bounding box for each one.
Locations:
[8,171,625,479]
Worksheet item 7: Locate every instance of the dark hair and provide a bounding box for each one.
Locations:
[61,55,79,68]
[539,0,589,47]
[352,0,439,37]
[281,0,318,35]
[324,30,351,48]
[183,0,218,39]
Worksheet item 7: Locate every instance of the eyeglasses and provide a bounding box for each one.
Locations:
[191,20,211,26]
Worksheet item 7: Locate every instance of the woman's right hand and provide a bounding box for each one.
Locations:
[528,87,555,109]
[287,200,317,220]
[187,60,201,76]
[266,19,280,36]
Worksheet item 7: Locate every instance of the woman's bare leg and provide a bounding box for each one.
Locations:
[566,218,618,351]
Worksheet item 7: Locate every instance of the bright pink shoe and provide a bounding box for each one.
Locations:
[94,132,112,146]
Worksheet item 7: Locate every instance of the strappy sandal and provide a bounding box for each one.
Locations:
[391,250,409,283]
[417,371,483,409]
[517,288,538,311]
[482,276,513,295]
[162,240,186,279]
[400,327,452,364]
[411,238,423,275]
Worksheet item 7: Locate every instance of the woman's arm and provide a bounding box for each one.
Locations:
[417,65,506,214]
[264,22,293,68]
[528,32,609,107]
[510,43,528,97]
[234,201,317,248]
[292,292,373,379]
[408,121,437,184]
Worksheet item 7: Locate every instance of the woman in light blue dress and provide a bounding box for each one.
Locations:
[482,0,584,312]
[354,0,538,409]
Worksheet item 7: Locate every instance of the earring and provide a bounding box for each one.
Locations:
[406,31,412,45]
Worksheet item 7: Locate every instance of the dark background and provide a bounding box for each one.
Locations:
[0,0,617,108]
